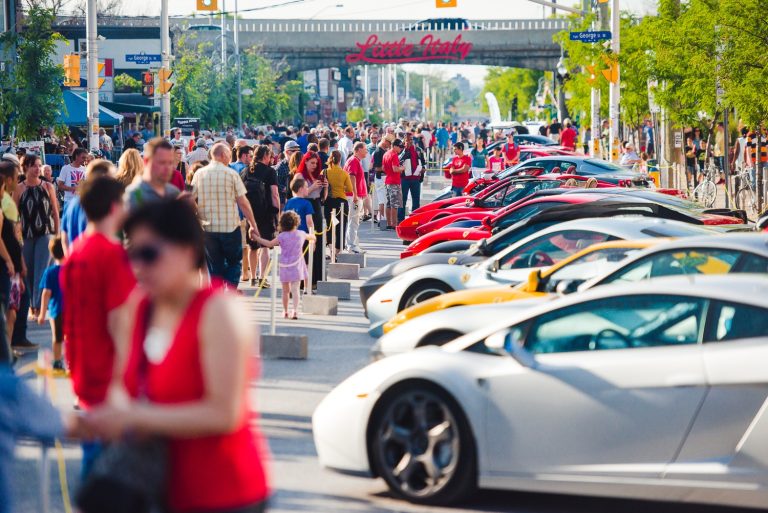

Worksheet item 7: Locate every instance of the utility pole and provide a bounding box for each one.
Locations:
[86,0,99,151]
[220,0,227,74]
[393,65,398,120]
[608,0,621,162]
[235,0,242,133]
[160,0,171,137]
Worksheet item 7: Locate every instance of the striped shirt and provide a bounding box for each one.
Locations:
[746,131,768,163]
[191,161,247,233]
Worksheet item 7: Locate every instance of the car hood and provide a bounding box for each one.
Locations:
[367,253,485,281]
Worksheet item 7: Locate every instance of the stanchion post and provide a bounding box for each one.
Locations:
[306,240,313,297]
[270,246,278,336]
[340,204,345,253]
[38,350,51,513]
[330,208,337,264]
[322,218,327,282]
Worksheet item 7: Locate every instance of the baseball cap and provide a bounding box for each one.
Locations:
[284,140,300,150]
[196,138,206,148]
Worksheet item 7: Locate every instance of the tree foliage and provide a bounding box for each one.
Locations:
[0,7,65,139]
[481,67,543,120]
[171,35,303,127]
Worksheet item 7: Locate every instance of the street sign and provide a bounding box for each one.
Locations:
[570,31,612,43]
[674,132,683,149]
[126,52,162,65]
[174,118,200,136]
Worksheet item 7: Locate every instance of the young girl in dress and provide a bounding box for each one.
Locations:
[256,211,315,319]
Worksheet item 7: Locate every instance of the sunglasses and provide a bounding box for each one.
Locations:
[128,244,164,265]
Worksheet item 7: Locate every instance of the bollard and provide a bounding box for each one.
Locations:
[330,208,337,264]
[270,246,279,336]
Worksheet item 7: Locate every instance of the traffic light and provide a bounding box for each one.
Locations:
[142,71,155,97]
[197,0,218,11]
[601,55,619,84]
[158,67,174,95]
[63,54,80,87]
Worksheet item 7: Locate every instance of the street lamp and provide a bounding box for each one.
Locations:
[556,56,568,78]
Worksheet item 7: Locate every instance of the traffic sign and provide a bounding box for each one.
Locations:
[197,0,218,11]
[570,31,612,43]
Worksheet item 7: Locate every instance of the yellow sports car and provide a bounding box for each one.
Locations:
[382,239,662,334]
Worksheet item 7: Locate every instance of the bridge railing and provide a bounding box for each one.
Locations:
[179,18,570,33]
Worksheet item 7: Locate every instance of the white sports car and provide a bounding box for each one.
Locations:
[314,275,768,508]
[373,233,768,358]
[365,217,716,336]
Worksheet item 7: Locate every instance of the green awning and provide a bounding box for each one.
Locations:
[100,101,160,114]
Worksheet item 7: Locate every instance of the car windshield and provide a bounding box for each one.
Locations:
[584,158,629,173]
[544,246,643,292]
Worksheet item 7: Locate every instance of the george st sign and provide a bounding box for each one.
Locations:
[569,31,612,43]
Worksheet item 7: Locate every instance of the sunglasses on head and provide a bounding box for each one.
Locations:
[128,244,163,265]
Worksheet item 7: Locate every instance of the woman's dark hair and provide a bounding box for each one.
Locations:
[328,150,342,167]
[254,144,271,162]
[124,199,206,268]
[0,156,20,182]
[279,210,300,233]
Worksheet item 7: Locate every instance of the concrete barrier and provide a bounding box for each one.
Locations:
[337,252,366,268]
[327,262,360,280]
[261,334,308,360]
[316,281,351,300]
[378,219,389,231]
[303,294,338,315]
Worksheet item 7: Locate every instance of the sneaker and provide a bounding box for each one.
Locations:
[362,214,372,222]
[12,339,38,352]
[349,246,362,254]
[52,360,70,378]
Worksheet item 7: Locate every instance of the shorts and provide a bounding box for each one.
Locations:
[52,315,63,344]
[9,274,21,311]
[374,178,387,206]
[385,184,403,209]
[252,220,276,250]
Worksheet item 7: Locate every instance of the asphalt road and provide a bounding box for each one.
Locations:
[9,181,756,513]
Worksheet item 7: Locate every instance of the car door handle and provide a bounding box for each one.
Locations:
[665,374,702,388]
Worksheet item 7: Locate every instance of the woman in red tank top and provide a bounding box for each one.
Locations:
[85,200,270,513]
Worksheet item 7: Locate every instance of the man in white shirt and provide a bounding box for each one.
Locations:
[338,126,355,164]
[56,148,88,206]
[186,138,210,166]
[620,143,642,169]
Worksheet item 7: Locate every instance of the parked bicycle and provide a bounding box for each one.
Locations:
[692,162,718,208]
[735,165,759,220]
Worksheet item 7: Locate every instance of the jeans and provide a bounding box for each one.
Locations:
[398,180,422,223]
[451,186,464,197]
[81,441,103,481]
[204,229,243,288]
[22,235,52,310]
[323,197,346,251]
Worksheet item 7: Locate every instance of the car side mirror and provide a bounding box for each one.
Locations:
[555,279,579,295]
[525,269,541,292]
[481,216,492,229]
[485,329,536,367]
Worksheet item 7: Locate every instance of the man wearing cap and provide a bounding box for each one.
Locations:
[382,138,405,230]
[186,138,210,166]
[274,140,299,207]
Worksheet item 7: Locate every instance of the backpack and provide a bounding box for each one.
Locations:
[240,169,269,216]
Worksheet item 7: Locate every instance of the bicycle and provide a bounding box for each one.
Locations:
[734,165,759,220]
[691,163,718,208]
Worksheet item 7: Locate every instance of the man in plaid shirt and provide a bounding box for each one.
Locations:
[191,143,259,288]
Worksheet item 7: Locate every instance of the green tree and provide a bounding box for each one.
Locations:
[0,7,65,139]
[114,72,141,93]
[481,67,543,120]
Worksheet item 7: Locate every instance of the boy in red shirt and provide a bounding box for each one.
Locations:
[61,175,136,477]
[446,142,472,197]
[382,138,405,230]
[560,120,578,151]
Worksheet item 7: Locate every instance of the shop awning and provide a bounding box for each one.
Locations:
[100,101,160,114]
[58,91,124,126]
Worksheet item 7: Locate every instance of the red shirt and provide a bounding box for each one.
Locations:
[449,154,472,188]
[560,127,577,150]
[171,169,185,192]
[488,156,505,172]
[383,149,402,185]
[61,232,136,408]
[124,288,269,512]
[344,156,368,198]
[504,142,520,164]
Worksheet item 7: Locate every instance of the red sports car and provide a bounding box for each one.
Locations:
[396,177,560,242]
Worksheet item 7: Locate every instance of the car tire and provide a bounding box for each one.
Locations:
[400,281,452,311]
[369,383,477,505]
[418,329,464,347]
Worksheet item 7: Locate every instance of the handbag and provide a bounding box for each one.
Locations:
[76,305,168,513]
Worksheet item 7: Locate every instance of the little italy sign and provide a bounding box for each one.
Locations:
[345,34,473,64]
